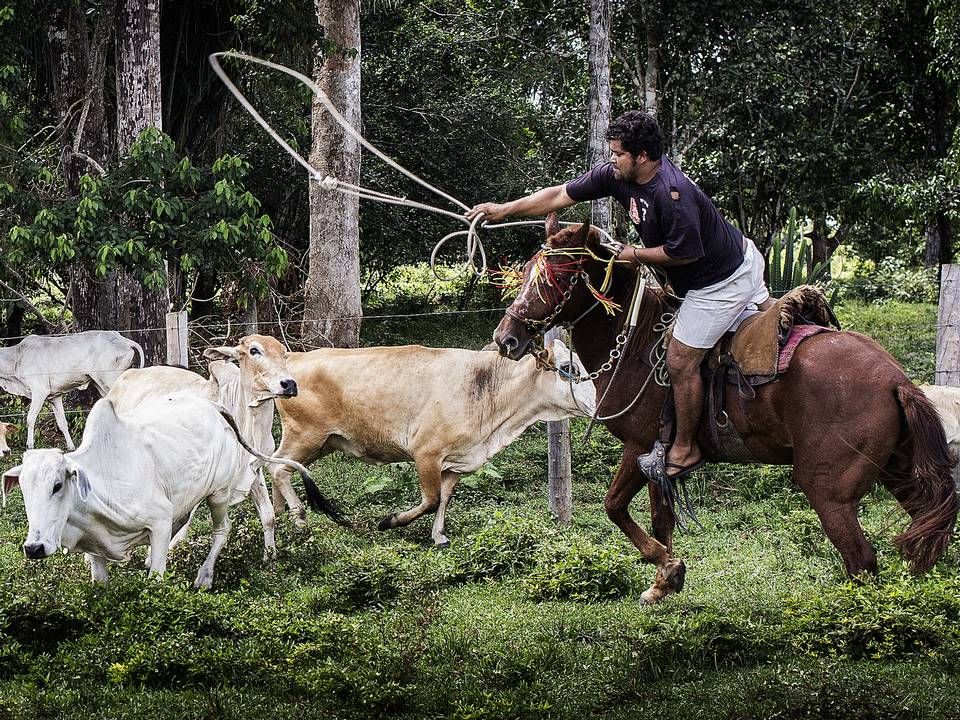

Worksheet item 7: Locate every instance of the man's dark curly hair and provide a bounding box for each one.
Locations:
[605,110,663,161]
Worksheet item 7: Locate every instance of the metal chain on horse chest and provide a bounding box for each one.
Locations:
[584,330,628,381]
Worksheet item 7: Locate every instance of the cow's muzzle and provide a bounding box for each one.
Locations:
[23,542,52,560]
[279,378,298,397]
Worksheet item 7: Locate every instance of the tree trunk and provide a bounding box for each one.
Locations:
[4,306,24,343]
[587,0,612,231]
[48,1,121,335]
[924,211,955,268]
[810,217,832,279]
[116,0,168,363]
[303,0,362,348]
[640,0,660,117]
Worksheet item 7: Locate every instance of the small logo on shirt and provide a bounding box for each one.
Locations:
[629,197,648,224]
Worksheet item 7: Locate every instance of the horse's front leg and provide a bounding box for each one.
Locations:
[604,446,685,604]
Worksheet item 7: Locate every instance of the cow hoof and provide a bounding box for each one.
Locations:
[263,547,278,564]
[291,509,307,527]
[377,514,395,531]
[193,574,213,590]
[434,539,450,550]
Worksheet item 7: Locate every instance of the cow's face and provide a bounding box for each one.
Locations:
[204,334,297,404]
[3,449,90,559]
[548,339,597,416]
[0,422,14,457]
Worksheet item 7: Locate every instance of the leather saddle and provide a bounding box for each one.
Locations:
[658,285,841,463]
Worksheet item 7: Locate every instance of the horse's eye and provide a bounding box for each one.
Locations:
[52,481,63,495]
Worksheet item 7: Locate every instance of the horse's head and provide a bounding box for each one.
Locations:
[494,213,611,359]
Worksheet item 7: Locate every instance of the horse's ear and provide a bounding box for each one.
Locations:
[545,213,560,240]
[573,222,591,246]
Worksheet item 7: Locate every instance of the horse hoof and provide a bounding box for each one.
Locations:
[639,588,662,605]
[664,558,686,592]
[377,514,395,531]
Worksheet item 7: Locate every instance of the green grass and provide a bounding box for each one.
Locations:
[1,299,958,719]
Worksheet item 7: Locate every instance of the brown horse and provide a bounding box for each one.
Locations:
[493,215,958,603]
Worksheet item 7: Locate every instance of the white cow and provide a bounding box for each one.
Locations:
[921,384,960,490]
[1,393,342,588]
[0,421,15,457]
[0,331,144,451]
[271,338,596,545]
[106,334,302,558]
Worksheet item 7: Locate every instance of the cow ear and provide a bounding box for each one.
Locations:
[66,462,90,502]
[2,466,21,508]
[545,212,560,239]
[6,424,17,435]
[204,346,238,362]
[544,340,558,366]
[551,338,569,362]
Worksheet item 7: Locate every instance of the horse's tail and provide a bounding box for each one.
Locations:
[892,383,959,573]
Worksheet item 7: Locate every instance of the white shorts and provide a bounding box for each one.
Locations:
[672,239,771,349]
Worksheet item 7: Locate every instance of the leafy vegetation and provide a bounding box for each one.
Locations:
[1,299,957,719]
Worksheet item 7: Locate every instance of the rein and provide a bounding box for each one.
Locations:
[506,247,674,430]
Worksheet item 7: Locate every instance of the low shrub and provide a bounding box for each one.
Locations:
[842,256,939,304]
[782,571,960,665]
[523,538,642,601]
[450,511,552,580]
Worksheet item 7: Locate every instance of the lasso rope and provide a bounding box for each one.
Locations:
[208,52,619,279]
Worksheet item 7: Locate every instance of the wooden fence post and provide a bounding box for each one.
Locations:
[936,264,960,386]
[545,326,573,523]
[165,311,189,368]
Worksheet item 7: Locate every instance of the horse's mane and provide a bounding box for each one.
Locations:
[596,262,674,357]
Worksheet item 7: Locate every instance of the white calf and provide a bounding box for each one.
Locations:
[0,331,143,450]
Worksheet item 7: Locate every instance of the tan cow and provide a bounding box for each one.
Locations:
[271,339,596,545]
[0,422,16,457]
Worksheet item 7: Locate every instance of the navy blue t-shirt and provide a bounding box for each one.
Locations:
[565,157,743,297]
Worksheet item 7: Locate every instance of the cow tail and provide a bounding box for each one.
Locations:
[893,383,959,572]
[217,408,350,527]
[129,339,145,368]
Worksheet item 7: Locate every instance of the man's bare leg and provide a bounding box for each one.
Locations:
[665,338,709,476]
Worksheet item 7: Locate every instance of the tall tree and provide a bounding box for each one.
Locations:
[302,0,362,348]
[587,0,612,230]
[45,1,120,336]
[115,0,168,362]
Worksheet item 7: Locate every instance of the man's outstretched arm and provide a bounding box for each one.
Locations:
[466,184,575,222]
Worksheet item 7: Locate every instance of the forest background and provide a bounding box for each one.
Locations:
[1,0,959,350]
[2,3,960,718]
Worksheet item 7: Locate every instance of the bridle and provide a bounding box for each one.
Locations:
[503,244,674,429]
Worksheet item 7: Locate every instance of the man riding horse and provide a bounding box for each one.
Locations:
[467,110,775,483]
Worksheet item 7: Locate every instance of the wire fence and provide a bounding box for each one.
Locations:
[0,304,511,424]
[0,294,950,425]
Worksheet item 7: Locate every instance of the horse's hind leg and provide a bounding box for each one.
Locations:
[605,447,684,604]
[794,457,878,577]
